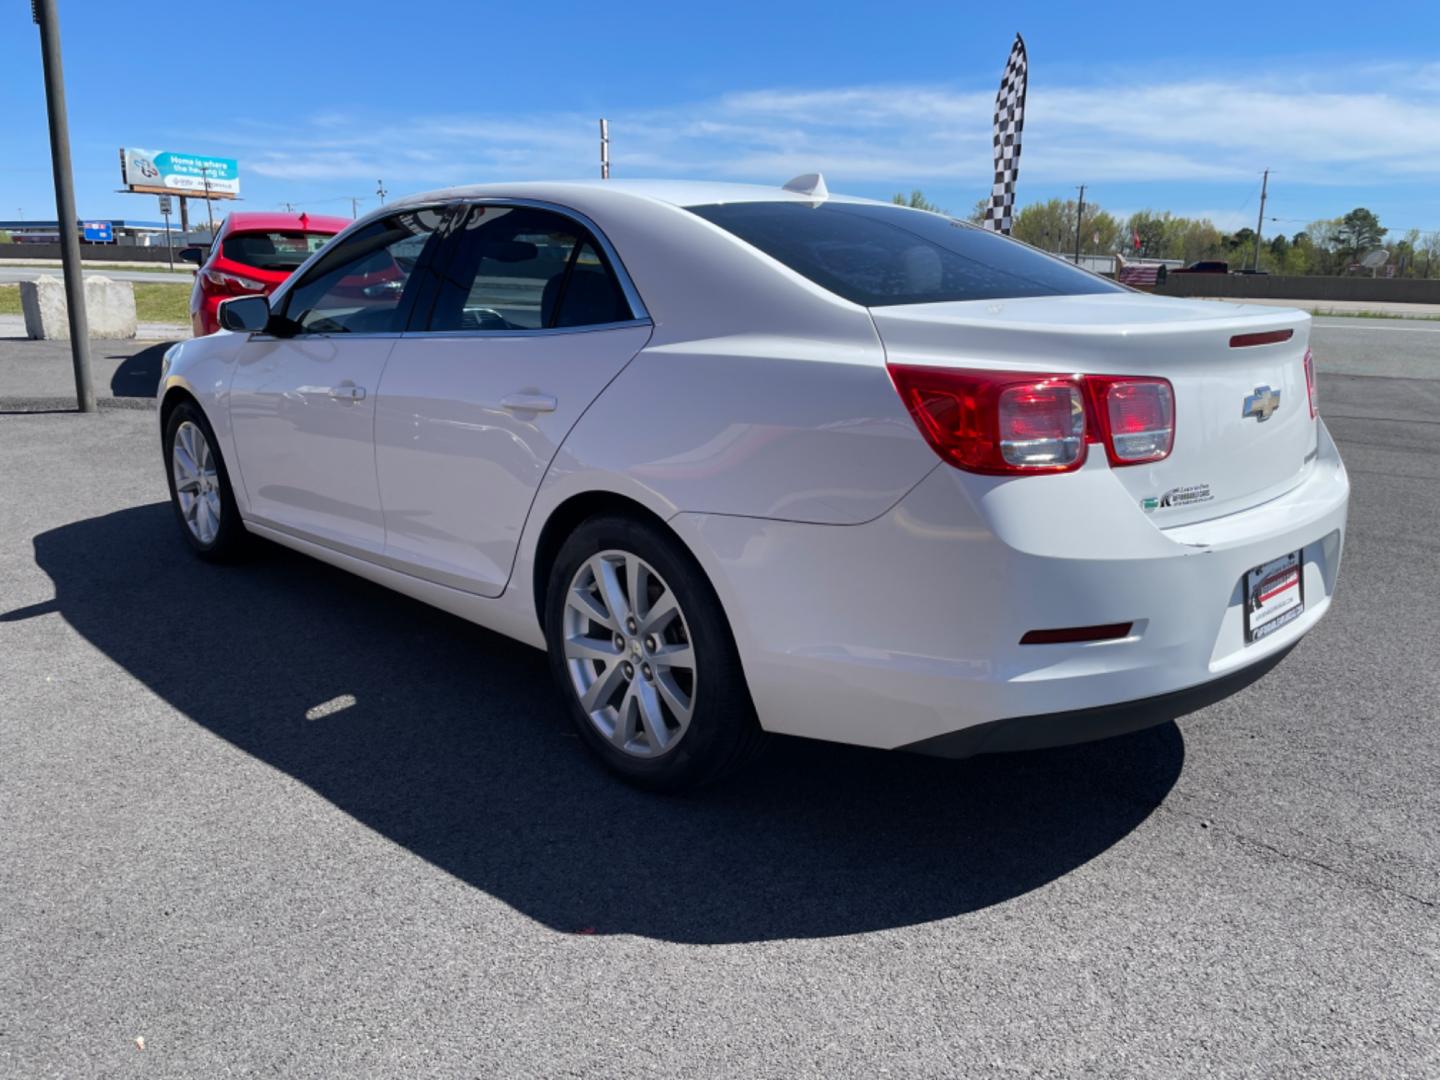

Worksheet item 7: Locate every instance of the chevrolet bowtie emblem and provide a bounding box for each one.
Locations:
[1243,385,1281,422]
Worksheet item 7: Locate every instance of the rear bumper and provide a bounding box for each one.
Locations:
[900,644,1294,758]
[671,419,1348,750]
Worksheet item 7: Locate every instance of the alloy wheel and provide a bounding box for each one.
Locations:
[562,550,697,757]
[171,420,222,545]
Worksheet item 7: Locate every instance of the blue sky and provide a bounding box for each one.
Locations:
[4,0,1440,237]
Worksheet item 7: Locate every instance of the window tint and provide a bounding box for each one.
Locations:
[281,208,446,334]
[686,201,1122,307]
[222,230,334,272]
[427,205,631,332]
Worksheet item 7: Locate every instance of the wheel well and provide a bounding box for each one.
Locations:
[159,385,200,433]
[530,492,677,627]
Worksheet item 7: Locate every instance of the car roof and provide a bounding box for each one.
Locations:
[390,178,883,211]
[222,211,352,234]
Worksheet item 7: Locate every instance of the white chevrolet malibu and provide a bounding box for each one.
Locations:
[158,178,1348,789]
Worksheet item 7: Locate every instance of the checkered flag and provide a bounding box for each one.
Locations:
[982,34,1028,235]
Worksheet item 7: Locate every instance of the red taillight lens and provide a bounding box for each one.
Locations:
[1303,348,1318,418]
[888,366,1087,474]
[1088,377,1175,465]
[889,366,1175,475]
[202,268,265,295]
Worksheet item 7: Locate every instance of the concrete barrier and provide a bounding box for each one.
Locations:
[20,275,138,340]
[1156,274,1440,305]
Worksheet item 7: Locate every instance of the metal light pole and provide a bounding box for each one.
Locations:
[32,0,94,412]
[376,180,388,204]
[600,118,610,179]
[1074,184,1087,266]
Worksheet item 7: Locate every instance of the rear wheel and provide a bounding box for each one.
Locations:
[163,401,247,560]
[545,515,764,791]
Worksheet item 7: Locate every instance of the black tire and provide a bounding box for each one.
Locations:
[544,514,766,791]
[162,400,248,561]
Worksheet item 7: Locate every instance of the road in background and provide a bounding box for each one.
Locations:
[0,265,193,286]
[0,320,1436,1077]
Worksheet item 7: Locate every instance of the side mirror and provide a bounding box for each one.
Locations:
[179,246,204,265]
[218,295,271,334]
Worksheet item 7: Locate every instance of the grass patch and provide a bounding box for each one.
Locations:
[1323,309,1440,322]
[0,281,190,324]
[133,282,192,324]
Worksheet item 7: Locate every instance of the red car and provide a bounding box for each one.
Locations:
[185,211,351,336]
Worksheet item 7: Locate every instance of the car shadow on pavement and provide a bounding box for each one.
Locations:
[108,343,172,399]
[20,503,1185,944]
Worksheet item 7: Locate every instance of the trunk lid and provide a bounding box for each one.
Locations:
[870,293,1318,526]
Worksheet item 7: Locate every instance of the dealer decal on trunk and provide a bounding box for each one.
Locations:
[1141,483,1214,512]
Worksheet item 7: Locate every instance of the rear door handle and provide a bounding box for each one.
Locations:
[328,382,366,403]
[499,392,557,413]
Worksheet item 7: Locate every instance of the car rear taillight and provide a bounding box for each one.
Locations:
[888,365,1175,476]
[202,268,265,295]
[1303,348,1318,418]
[887,366,1087,474]
[1087,377,1175,465]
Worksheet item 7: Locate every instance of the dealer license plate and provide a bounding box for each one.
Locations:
[1244,551,1304,644]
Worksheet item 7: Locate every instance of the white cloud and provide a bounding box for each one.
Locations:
[223,62,1440,195]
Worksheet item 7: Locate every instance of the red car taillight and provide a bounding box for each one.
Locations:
[1303,348,1318,418]
[1087,376,1175,465]
[888,365,1175,476]
[202,268,265,295]
[887,366,1087,474]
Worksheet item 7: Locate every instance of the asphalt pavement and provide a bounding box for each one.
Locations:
[1,319,1436,1077]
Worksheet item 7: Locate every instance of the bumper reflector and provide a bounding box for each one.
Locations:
[1020,623,1133,645]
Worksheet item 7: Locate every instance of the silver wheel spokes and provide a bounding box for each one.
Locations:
[172,420,222,545]
[562,550,696,758]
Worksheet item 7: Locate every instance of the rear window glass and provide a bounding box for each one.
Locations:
[686,201,1121,307]
[222,231,335,272]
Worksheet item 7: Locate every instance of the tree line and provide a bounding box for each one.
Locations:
[893,191,1440,278]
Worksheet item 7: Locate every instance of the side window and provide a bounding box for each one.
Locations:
[427,205,632,332]
[280,208,446,334]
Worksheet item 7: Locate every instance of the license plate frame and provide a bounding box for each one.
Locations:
[1244,550,1305,644]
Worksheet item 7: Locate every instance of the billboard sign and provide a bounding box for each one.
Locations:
[120,148,240,198]
[82,221,114,242]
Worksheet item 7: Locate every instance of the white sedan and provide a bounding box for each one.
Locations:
[158,178,1349,789]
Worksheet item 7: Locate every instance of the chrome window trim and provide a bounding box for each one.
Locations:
[398,318,652,341]
[246,331,408,343]
[450,196,651,324]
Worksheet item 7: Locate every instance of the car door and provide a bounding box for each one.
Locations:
[227,206,449,554]
[373,202,652,596]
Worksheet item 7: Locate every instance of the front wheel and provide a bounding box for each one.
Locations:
[544,515,764,791]
[163,401,247,560]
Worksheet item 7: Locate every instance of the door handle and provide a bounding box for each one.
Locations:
[499,392,557,413]
[328,382,366,403]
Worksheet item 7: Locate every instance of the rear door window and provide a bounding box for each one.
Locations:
[686,200,1121,306]
[425,205,632,332]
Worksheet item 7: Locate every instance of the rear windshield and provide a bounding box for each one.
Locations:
[686,201,1121,307]
[222,230,335,272]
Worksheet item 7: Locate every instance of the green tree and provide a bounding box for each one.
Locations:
[1013,198,1119,256]
[1336,208,1385,262]
[0,229,11,244]
[891,190,946,214]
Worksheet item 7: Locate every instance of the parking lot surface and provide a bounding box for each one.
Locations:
[2,319,1437,1077]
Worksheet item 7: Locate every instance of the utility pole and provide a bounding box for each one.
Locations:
[1074,185,1087,265]
[1253,168,1269,273]
[350,197,359,219]
[32,0,94,412]
[200,163,216,235]
[376,180,388,205]
[599,118,610,179]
